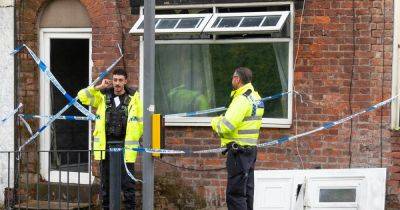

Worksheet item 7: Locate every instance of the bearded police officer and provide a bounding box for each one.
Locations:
[78,69,143,210]
[211,67,264,210]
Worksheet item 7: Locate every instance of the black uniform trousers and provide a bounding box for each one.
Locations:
[226,145,257,210]
[100,142,135,210]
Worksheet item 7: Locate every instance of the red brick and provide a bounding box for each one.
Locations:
[15,0,398,208]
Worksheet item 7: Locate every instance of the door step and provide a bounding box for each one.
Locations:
[14,200,90,210]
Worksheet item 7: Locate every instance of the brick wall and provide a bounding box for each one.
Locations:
[15,0,139,169]
[15,0,399,208]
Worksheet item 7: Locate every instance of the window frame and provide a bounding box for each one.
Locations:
[203,11,290,34]
[137,2,294,128]
[130,14,213,34]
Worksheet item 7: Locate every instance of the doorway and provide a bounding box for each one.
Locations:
[39,28,93,184]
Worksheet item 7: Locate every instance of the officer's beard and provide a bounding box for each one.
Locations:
[114,85,125,95]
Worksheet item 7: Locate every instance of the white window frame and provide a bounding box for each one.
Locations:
[39,28,94,184]
[307,178,363,208]
[203,11,290,34]
[130,14,212,34]
[138,2,294,128]
[392,0,400,129]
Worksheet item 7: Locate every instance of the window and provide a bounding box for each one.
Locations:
[130,14,212,34]
[204,11,290,34]
[319,188,356,203]
[132,2,294,127]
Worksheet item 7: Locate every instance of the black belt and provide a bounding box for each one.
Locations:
[222,142,256,155]
[106,141,124,147]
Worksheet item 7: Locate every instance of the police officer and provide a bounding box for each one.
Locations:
[167,84,210,114]
[211,67,264,210]
[78,69,143,210]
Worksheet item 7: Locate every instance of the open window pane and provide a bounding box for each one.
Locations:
[155,42,289,119]
[215,17,242,28]
[177,18,201,28]
[240,16,264,27]
[157,19,179,29]
[130,14,212,34]
[204,11,290,34]
[137,19,159,29]
[262,15,281,26]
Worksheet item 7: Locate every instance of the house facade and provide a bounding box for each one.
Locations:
[1,0,400,209]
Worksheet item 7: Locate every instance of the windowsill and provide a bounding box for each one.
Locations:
[164,117,292,128]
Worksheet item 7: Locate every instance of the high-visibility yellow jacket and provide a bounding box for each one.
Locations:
[211,83,264,147]
[167,85,210,113]
[77,86,143,163]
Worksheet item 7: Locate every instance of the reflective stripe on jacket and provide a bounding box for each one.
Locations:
[77,86,143,163]
[211,83,264,147]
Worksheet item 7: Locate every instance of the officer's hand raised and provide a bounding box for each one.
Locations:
[95,79,111,90]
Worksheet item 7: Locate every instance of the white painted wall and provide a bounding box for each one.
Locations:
[0,0,15,203]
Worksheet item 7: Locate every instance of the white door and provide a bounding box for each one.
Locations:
[39,28,94,184]
[254,169,386,210]
[254,171,304,209]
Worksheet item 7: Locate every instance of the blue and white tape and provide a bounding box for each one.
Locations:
[21,114,95,121]
[17,44,124,151]
[18,114,33,135]
[20,90,291,121]
[126,94,400,154]
[18,100,77,152]
[122,149,143,183]
[21,90,292,120]
[165,91,291,118]
[11,45,95,119]
[1,103,22,123]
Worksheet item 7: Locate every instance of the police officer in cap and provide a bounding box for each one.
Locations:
[211,67,264,210]
[78,69,143,210]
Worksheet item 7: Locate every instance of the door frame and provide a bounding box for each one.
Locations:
[39,28,93,184]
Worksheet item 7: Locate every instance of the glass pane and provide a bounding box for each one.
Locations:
[319,189,356,202]
[240,16,264,27]
[212,17,222,27]
[138,18,159,29]
[155,43,289,118]
[262,15,281,26]
[215,17,242,28]
[176,18,201,28]
[156,18,179,29]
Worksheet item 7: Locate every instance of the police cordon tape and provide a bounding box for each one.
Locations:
[17,91,394,155]
[19,90,295,122]
[21,114,93,121]
[120,94,400,155]
[101,148,143,182]
[18,114,33,135]
[165,91,291,118]
[11,45,96,120]
[16,44,124,152]
[1,103,22,124]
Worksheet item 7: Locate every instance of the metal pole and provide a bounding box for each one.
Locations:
[142,0,155,209]
[110,147,122,210]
